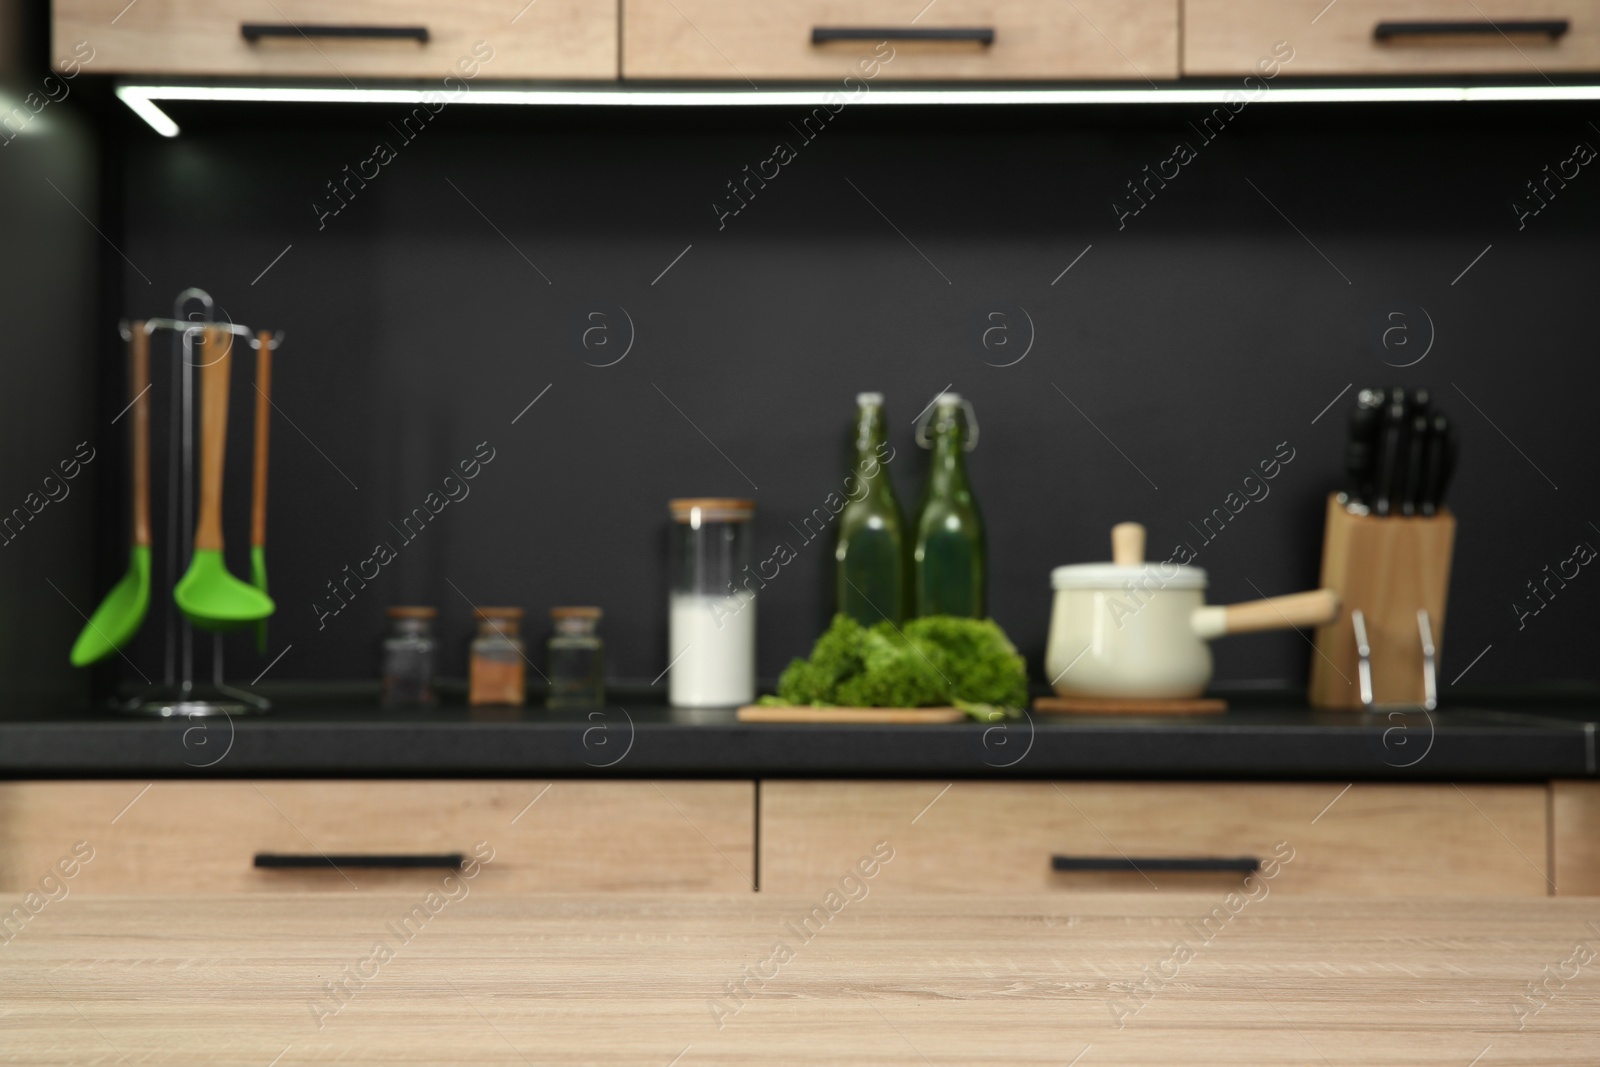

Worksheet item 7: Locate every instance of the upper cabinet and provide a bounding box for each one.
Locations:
[50,0,1600,81]
[52,0,617,78]
[621,0,1180,80]
[1185,0,1600,76]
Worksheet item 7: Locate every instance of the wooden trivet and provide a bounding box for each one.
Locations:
[736,705,966,724]
[1033,696,1227,715]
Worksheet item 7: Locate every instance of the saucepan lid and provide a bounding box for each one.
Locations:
[1050,521,1207,590]
[1050,562,1207,591]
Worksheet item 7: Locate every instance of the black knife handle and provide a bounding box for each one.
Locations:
[1346,388,1386,507]
[1374,19,1569,41]
[1374,397,1408,517]
[1419,413,1448,516]
[812,26,995,43]
[1401,412,1429,516]
[1052,855,1260,873]
[242,24,430,42]
[1437,420,1459,511]
[254,853,464,869]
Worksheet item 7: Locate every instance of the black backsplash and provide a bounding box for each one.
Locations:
[96,99,1600,689]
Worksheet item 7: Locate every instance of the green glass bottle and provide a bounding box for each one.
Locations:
[913,392,985,618]
[835,393,908,625]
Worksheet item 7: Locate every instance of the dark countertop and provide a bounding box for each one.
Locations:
[1,683,1595,780]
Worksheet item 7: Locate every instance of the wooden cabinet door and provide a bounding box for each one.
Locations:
[0,780,754,893]
[1553,780,1600,895]
[1185,0,1600,76]
[623,0,1179,80]
[762,780,1552,895]
[53,0,617,78]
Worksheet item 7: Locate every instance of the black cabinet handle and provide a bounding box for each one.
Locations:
[1374,19,1569,41]
[255,852,463,870]
[812,27,995,44]
[1052,855,1260,873]
[242,24,430,43]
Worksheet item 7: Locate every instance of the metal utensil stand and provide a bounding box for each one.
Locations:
[1350,608,1439,711]
[116,288,283,718]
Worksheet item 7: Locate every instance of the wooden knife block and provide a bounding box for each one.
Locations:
[1309,493,1456,709]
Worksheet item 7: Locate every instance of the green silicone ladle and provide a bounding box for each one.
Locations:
[71,324,153,667]
[174,326,275,631]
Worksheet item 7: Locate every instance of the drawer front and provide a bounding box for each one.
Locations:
[622,0,1178,80]
[1185,0,1600,75]
[53,0,616,78]
[0,781,753,893]
[1552,780,1600,895]
[762,781,1551,895]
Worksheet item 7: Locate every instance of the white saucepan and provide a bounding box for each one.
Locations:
[1046,523,1340,699]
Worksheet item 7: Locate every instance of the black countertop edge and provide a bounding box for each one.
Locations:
[1,715,1593,780]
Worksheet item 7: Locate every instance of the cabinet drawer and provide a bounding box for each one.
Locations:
[622,0,1177,80]
[1184,0,1600,75]
[1553,780,1600,895]
[53,0,616,79]
[762,781,1550,895]
[0,781,753,892]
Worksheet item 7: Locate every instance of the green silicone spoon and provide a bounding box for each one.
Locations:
[71,324,153,667]
[174,326,275,631]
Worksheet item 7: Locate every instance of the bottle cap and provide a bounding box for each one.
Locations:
[551,606,602,620]
[935,391,962,407]
[474,606,525,620]
[387,606,437,619]
[856,392,884,407]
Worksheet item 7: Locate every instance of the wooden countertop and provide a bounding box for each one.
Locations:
[5,893,1598,1064]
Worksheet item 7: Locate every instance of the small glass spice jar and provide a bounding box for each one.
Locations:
[469,607,526,707]
[382,606,438,708]
[547,607,604,710]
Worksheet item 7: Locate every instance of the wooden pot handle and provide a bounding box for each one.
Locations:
[1193,589,1341,638]
[251,331,272,550]
[130,323,151,548]
[194,326,232,552]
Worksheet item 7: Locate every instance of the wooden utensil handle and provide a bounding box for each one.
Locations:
[195,327,232,552]
[1222,589,1341,635]
[251,332,272,549]
[130,324,151,548]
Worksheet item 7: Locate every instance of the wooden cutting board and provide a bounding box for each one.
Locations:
[1033,695,1227,715]
[736,705,966,723]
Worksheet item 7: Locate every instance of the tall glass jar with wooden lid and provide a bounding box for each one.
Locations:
[668,498,755,707]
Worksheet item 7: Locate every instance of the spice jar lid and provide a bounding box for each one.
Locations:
[473,606,525,620]
[551,606,602,620]
[387,606,437,619]
[669,498,755,523]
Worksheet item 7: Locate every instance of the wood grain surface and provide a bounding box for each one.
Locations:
[2,893,1597,1064]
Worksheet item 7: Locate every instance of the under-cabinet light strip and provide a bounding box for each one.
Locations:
[116,82,1600,138]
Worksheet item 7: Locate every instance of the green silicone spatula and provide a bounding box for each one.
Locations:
[174,326,275,631]
[250,330,273,652]
[71,324,153,666]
